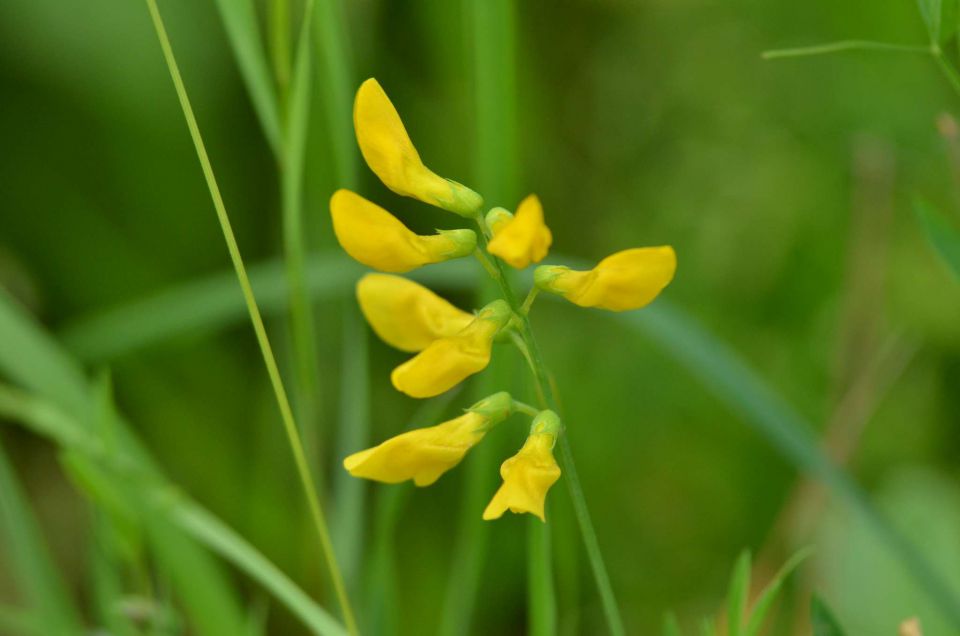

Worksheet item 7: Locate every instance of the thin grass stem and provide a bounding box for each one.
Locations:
[143,3,358,633]
[761,40,932,59]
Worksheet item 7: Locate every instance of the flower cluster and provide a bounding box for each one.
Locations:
[331,78,676,520]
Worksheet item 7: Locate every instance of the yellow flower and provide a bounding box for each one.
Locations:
[391,299,512,398]
[483,411,562,522]
[356,273,474,352]
[344,392,514,486]
[330,189,476,273]
[354,78,482,216]
[534,246,676,312]
[486,195,553,268]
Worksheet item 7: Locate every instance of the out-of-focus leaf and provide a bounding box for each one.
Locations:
[0,606,40,636]
[726,551,751,636]
[914,198,960,280]
[662,612,682,636]
[0,440,84,635]
[810,595,847,636]
[210,0,281,156]
[918,0,944,42]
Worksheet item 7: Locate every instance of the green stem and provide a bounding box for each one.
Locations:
[472,215,625,635]
[761,40,932,59]
[520,287,540,315]
[143,3,358,634]
[528,516,557,636]
[268,0,291,93]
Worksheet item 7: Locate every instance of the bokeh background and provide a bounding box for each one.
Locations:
[2,0,960,634]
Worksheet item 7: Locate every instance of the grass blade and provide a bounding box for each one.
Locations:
[663,612,682,636]
[761,41,931,60]
[744,548,812,635]
[914,198,960,280]
[210,0,282,156]
[726,551,751,636]
[142,2,357,631]
[0,440,83,635]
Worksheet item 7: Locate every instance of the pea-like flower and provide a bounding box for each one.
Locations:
[483,411,562,522]
[356,273,474,352]
[344,392,514,486]
[534,246,676,312]
[391,299,512,398]
[486,195,553,269]
[330,189,476,273]
[354,78,482,216]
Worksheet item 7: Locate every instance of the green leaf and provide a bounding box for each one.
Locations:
[726,551,751,636]
[811,595,847,636]
[0,440,84,635]
[210,0,281,156]
[744,548,812,635]
[914,198,960,280]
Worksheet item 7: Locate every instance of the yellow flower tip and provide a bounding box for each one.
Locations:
[356,273,474,353]
[353,79,482,216]
[486,194,553,269]
[342,411,490,486]
[330,189,476,273]
[482,429,561,522]
[390,299,512,398]
[534,246,676,312]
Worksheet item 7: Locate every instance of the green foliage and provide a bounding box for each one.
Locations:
[915,198,960,280]
[810,595,847,636]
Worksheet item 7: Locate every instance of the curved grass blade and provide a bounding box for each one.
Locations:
[744,548,812,636]
[726,551,751,636]
[210,0,282,156]
[810,595,847,636]
[0,440,84,636]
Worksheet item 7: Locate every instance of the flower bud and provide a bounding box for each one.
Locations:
[534,246,676,311]
[330,189,477,272]
[354,78,482,216]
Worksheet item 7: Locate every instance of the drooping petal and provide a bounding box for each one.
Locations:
[343,392,514,486]
[486,195,553,269]
[354,79,482,216]
[356,274,474,352]
[391,299,512,398]
[534,246,676,312]
[483,412,562,521]
[330,189,476,273]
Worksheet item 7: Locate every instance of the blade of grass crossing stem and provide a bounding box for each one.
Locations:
[281,0,323,478]
[331,311,369,589]
[142,3,357,633]
[726,551,751,636]
[0,384,349,636]
[621,304,960,625]
[0,440,84,635]
[915,198,960,279]
[210,0,282,156]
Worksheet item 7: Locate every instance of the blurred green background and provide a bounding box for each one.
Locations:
[2,0,960,634]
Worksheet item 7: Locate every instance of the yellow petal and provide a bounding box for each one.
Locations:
[344,412,487,486]
[356,274,474,352]
[330,189,476,272]
[354,79,482,216]
[487,195,553,269]
[534,246,676,312]
[482,432,561,521]
[391,299,511,398]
